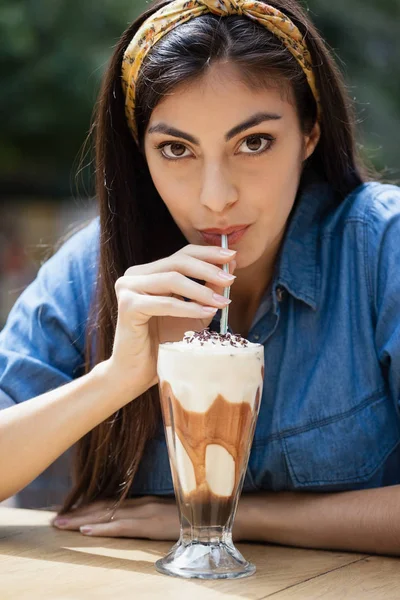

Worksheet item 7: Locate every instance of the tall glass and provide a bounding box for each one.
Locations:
[155,338,264,579]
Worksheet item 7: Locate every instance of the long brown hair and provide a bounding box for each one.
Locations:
[61,0,372,513]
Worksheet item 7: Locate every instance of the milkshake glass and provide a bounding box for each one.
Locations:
[155,329,264,579]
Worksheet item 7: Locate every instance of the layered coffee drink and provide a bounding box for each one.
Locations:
[157,329,264,536]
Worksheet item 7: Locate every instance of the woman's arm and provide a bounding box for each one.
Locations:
[0,360,140,502]
[235,486,400,555]
[50,486,400,556]
[0,241,235,504]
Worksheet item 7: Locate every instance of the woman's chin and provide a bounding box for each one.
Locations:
[234,244,271,271]
[232,250,259,271]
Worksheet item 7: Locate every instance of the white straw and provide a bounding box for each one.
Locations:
[220,234,231,335]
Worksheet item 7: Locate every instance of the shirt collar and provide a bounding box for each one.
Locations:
[273,173,337,311]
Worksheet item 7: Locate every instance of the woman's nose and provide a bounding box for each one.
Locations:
[199,162,238,213]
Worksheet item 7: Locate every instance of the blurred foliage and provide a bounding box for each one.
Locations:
[0,0,399,198]
[307,0,400,178]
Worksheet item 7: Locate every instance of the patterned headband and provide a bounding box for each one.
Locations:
[121,0,321,143]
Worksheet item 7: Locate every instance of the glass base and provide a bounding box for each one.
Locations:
[155,539,256,580]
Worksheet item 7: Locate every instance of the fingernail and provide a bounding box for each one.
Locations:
[80,526,92,535]
[218,271,236,281]
[213,293,232,305]
[220,249,237,256]
[202,306,218,314]
[54,519,69,527]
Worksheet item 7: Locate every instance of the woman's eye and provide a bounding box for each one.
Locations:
[238,135,275,155]
[158,143,192,160]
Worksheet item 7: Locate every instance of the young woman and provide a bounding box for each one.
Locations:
[1,0,400,555]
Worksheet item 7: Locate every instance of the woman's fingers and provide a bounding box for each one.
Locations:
[79,517,179,540]
[53,512,110,530]
[179,244,236,261]
[118,291,219,325]
[79,519,143,538]
[115,245,237,326]
[204,258,237,297]
[53,508,126,530]
[52,497,179,536]
[124,247,237,284]
[116,271,231,310]
[51,501,110,524]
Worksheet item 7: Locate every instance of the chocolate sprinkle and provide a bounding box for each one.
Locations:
[183,328,249,347]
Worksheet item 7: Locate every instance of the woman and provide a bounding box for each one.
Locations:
[1,0,400,555]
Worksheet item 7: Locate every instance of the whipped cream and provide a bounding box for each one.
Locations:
[158,330,264,412]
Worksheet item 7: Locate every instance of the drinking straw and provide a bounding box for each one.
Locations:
[220,234,231,335]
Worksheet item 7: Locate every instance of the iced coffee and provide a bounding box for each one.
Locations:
[156,328,264,579]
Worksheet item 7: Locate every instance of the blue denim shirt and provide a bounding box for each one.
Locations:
[1,177,400,504]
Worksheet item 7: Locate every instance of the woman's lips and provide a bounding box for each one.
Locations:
[199,225,250,246]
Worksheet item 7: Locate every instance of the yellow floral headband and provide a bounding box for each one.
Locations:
[121,0,321,143]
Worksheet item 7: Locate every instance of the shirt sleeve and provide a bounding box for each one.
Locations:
[368,185,400,404]
[0,218,99,408]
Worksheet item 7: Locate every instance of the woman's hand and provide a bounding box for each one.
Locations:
[106,244,236,398]
[52,495,246,541]
[51,496,179,540]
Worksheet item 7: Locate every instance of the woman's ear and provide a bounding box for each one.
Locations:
[303,120,321,161]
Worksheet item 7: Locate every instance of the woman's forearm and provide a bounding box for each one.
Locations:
[236,485,400,556]
[0,360,143,501]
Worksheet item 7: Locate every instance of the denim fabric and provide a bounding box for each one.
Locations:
[2,176,400,504]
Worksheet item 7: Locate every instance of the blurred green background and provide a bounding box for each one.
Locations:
[1,0,399,200]
[0,0,399,326]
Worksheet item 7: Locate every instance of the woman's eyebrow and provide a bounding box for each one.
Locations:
[147,112,282,145]
[147,124,199,144]
[226,112,282,140]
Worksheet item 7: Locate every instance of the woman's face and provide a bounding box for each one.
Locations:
[144,62,320,269]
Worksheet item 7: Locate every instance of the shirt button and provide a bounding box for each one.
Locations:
[253,334,260,341]
[276,286,285,302]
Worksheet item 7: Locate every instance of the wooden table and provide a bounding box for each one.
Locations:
[1,507,400,599]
